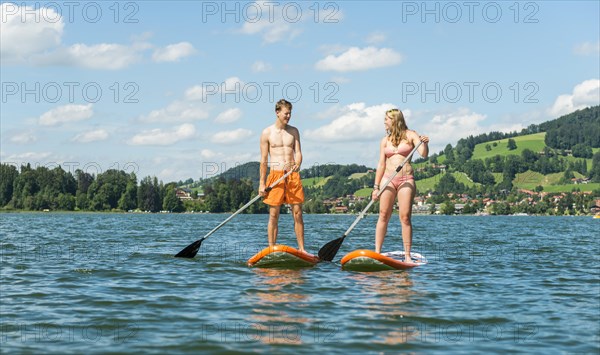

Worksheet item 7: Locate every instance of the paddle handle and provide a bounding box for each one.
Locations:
[341,140,423,237]
[201,169,294,241]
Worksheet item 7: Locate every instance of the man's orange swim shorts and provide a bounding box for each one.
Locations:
[263,170,305,206]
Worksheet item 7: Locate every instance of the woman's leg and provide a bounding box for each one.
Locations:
[375,187,397,253]
[397,182,416,262]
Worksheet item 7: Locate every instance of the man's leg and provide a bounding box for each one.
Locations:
[268,205,281,246]
[291,204,304,252]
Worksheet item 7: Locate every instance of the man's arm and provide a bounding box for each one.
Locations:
[292,127,302,171]
[259,128,270,194]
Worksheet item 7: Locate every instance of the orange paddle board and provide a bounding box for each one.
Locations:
[340,250,427,271]
[247,245,320,268]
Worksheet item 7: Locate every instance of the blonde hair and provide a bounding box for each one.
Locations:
[275,99,292,112]
[386,108,408,146]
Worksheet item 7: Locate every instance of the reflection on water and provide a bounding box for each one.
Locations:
[251,268,310,302]
[246,268,313,344]
[348,271,424,345]
[349,270,416,306]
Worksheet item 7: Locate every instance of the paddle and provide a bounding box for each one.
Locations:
[175,169,294,258]
[318,140,424,262]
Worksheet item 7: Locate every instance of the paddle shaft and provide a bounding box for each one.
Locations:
[199,169,294,242]
[341,140,423,238]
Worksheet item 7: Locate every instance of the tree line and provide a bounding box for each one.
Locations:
[0,164,185,212]
[0,163,273,214]
[2,159,599,215]
[433,188,596,216]
[540,105,600,150]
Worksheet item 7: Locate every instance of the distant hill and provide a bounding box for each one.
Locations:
[425,105,600,193]
[471,132,547,160]
[219,162,261,185]
[539,105,600,149]
[201,162,373,189]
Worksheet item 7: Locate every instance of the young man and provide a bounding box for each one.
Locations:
[259,99,305,252]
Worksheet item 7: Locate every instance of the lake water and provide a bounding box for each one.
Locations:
[1,213,598,354]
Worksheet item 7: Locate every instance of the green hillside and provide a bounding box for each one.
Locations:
[535,183,600,193]
[472,132,547,160]
[349,172,369,179]
[416,172,481,192]
[302,176,332,187]
[354,187,372,198]
[512,170,600,192]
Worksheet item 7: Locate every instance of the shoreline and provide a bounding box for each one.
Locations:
[1,210,597,217]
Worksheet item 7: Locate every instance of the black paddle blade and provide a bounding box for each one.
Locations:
[318,235,346,262]
[174,238,205,258]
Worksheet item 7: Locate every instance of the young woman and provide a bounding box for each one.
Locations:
[371,108,429,262]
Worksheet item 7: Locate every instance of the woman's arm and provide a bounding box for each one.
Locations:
[372,137,387,200]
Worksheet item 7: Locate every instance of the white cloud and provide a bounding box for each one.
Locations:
[129,124,196,146]
[305,105,494,155]
[424,108,487,145]
[39,104,94,126]
[315,46,403,72]
[152,42,196,62]
[313,104,350,120]
[573,41,600,56]
[72,129,109,143]
[1,3,193,69]
[548,79,600,117]
[318,44,350,56]
[200,149,217,159]
[185,85,208,101]
[5,151,52,161]
[241,21,301,44]
[10,131,37,144]
[252,60,271,72]
[141,80,248,124]
[227,152,255,164]
[210,128,253,143]
[1,4,142,69]
[479,109,547,137]
[0,3,64,63]
[33,43,141,70]
[238,1,303,44]
[223,76,244,91]
[131,31,154,42]
[140,100,209,123]
[366,32,386,44]
[221,77,256,100]
[215,108,243,123]
[305,103,396,142]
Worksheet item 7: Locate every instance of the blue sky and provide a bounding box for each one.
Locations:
[1,1,599,182]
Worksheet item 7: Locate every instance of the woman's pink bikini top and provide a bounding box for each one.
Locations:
[384,142,413,157]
